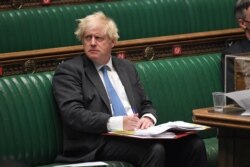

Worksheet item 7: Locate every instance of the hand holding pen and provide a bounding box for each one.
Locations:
[132,106,154,130]
[123,106,154,130]
[123,113,140,131]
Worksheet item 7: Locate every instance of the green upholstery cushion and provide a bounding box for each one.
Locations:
[0,72,134,167]
[135,53,222,167]
[0,53,221,166]
[204,138,219,167]
[0,0,237,53]
[0,72,61,166]
[135,53,223,124]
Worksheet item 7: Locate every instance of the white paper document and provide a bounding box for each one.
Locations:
[107,121,209,139]
[53,161,108,167]
[134,121,208,136]
[226,89,250,115]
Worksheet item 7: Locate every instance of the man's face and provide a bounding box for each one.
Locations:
[83,24,115,65]
[239,7,250,38]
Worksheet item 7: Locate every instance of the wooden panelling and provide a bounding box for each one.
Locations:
[0,28,245,76]
[193,108,250,167]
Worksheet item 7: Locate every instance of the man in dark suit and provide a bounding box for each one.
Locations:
[52,11,208,167]
[221,0,250,93]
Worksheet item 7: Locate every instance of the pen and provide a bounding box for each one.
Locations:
[131,107,137,114]
[132,106,137,114]
[131,106,139,118]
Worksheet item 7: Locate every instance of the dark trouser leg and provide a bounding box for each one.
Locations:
[164,134,208,167]
[96,137,166,167]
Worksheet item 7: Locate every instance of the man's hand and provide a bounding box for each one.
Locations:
[136,117,154,129]
[123,114,154,130]
[123,114,140,131]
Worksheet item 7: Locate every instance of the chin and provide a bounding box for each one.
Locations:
[88,56,102,64]
[86,54,99,59]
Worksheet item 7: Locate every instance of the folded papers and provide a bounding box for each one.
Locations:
[106,121,209,139]
[226,89,250,115]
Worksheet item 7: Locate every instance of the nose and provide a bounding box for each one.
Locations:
[90,37,97,46]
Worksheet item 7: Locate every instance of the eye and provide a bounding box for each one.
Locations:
[84,35,92,42]
[95,36,105,42]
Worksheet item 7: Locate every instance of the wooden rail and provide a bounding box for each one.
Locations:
[0,0,114,10]
[0,28,245,76]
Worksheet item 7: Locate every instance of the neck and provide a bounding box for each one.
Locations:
[245,31,250,40]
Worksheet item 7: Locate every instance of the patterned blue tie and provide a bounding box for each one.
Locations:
[101,66,126,116]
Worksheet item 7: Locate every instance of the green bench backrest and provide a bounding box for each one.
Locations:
[0,72,61,166]
[0,54,222,165]
[0,0,237,53]
[135,53,223,124]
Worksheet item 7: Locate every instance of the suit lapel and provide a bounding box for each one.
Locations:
[112,58,136,108]
[84,58,112,113]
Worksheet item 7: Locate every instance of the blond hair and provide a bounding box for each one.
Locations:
[74,11,119,42]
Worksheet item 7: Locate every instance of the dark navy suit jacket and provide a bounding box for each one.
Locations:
[52,55,157,163]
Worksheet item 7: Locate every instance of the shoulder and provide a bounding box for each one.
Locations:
[60,55,84,67]
[55,54,92,73]
[112,56,134,67]
[113,56,137,71]
[112,57,138,75]
[53,55,94,84]
[52,55,93,88]
[223,38,250,55]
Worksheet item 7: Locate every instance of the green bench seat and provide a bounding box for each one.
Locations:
[0,53,221,167]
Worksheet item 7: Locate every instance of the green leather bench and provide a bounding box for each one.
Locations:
[0,0,237,53]
[0,53,221,167]
[135,53,221,167]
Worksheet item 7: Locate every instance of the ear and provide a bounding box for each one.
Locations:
[238,19,247,30]
[111,40,116,48]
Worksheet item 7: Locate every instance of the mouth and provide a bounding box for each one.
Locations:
[89,49,99,53]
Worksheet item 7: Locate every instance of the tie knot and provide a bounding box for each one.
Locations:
[101,65,109,74]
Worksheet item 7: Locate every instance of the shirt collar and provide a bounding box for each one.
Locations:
[95,57,113,71]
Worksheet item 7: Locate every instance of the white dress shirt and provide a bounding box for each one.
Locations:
[95,57,156,131]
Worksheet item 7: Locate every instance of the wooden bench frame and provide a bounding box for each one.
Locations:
[0,0,114,10]
[0,28,244,77]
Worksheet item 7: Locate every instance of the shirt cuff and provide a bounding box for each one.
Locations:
[142,113,157,125]
[107,116,123,132]
[107,113,157,132]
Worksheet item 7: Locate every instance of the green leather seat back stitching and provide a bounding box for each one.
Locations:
[135,53,223,124]
[204,138,218,167]
[0,72,62,166]
[0,54,221,166]
[0,0,237,53]
[187,0,235,30]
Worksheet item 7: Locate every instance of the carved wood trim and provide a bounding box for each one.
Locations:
[0,28,245,76]
[0,0,113,10]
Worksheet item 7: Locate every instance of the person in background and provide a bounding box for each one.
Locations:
[221,0,250,93]
[52,11,208,167]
